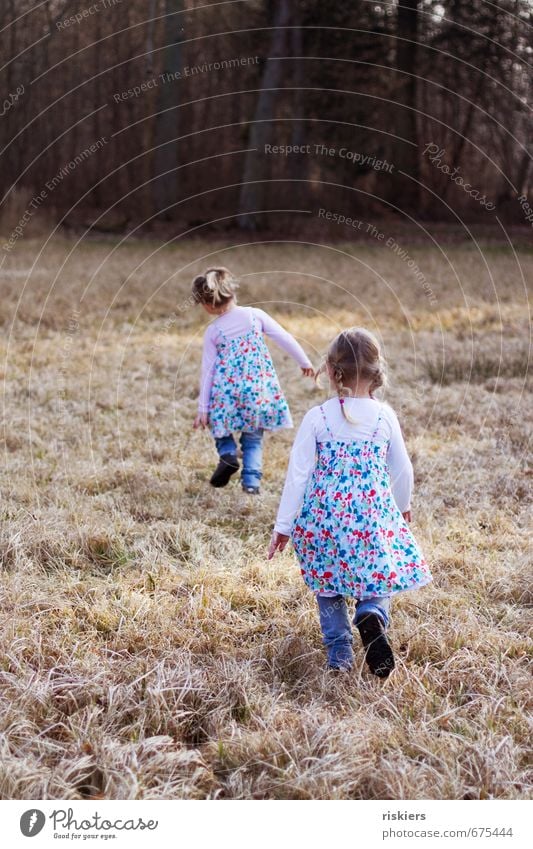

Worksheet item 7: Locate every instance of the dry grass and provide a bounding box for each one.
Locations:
[0,234,531,800]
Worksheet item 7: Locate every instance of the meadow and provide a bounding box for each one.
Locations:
[0,231,531,799]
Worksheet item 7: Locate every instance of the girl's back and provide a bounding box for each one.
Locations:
[204,304,257,341]
[278,397,414,517]
[199,304,312,439]
[308,395,401,444]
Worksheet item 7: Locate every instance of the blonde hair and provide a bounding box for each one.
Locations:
[191,266,238,307]
[317,328,387,421]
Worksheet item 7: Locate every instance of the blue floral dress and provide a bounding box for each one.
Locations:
[292,403,432,598]
[208,313,293,438]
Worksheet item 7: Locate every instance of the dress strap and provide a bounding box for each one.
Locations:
[320,405,334,439]
[214,316,229,343]
[250,307,260,334]
[371,403,383,440]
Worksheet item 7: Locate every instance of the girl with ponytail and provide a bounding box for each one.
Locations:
[269,328,431,677]
[192,267,314,493]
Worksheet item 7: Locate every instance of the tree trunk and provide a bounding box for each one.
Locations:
[289,4,306,203]
[145,0,158,77]
[238,0,291,230]
[515,151,531,198]
[395,0,419,205]
[153,0,184,219]
[441,13,499,203]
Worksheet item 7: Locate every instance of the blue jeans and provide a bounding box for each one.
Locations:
[214,429,263,488]
[316,594,391,669]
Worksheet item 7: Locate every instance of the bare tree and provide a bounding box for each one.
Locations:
[153,0,184,218]
[238,0,292,230]
[394,0,420,204]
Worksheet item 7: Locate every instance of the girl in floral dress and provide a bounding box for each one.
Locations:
[192,267,314,493]
[269,328,432,676]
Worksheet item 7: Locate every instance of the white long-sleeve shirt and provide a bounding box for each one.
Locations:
[198,305,313,412]
[274,397,414,535]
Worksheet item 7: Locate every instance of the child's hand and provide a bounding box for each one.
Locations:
[402,510,412,523]
[301,366,315,378]
[193,412,208,429]
[268,531,290,560]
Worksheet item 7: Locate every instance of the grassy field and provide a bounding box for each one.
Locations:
[0,233,531,799]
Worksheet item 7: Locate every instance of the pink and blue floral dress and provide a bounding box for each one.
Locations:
[208,313,293,438]
[292,405,432,599]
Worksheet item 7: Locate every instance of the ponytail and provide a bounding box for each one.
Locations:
[192,267,239,307]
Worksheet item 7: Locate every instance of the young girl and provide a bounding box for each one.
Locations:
[268,328,432,676]
[192,267,314,493]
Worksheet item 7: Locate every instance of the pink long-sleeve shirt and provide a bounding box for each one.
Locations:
[198,305,313,413]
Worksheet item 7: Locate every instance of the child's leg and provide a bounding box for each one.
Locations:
[354,596,391,629]
[239,429,263,490]
[354,596,394,678]
[211,434,239,487]
[214,434,238,459]
[316,594,354,670]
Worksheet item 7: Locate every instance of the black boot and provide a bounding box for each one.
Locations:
[356,613,395,678]
[210,454,239,488]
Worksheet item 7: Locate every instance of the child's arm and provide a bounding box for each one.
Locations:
[386,409,414,515]
[194,328,217,428]
[269,410,317,558]
[254,308,314,375]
